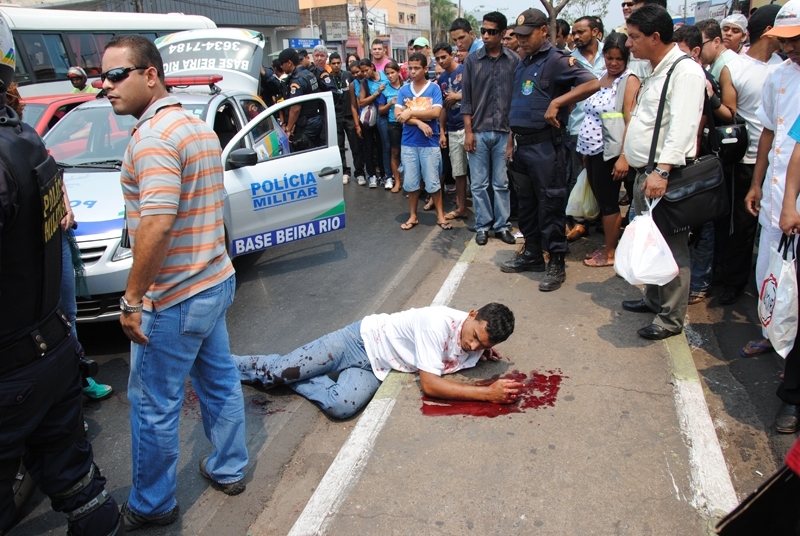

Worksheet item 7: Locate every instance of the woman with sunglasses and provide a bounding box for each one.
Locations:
[577,32,640,268]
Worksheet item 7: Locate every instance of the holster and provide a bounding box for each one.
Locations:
[507,162,534,197]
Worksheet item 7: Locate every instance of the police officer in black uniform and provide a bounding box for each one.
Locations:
[279,48,324,151]
[502,9,600,292]
[0,14,123,536]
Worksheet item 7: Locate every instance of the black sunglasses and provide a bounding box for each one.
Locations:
[100,66,147,83]
[480,27,501,35]
[621,2,633,6]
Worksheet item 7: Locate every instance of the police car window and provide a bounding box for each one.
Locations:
[213,101,243,150]
[18,33,71,82]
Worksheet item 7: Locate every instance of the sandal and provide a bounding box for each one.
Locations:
[740,338,774,358]
[688,292,705,305]
[583,256,614,267]
[437,221,453,230]
[400,221,418,230]
[584,248,604,260]
[444,211,468,221]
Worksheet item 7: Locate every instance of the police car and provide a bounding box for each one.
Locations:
[44,70,344,322]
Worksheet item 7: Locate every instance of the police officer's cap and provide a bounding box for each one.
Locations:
[512,9,548,35]
[278,48,298,65]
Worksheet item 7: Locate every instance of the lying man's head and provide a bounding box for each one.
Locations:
[461,303,515,352]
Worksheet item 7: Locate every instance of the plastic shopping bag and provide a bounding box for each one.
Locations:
[566,169,589,218]
[758,234,798,358]
[581,176,600,220]
[614,198,679,286]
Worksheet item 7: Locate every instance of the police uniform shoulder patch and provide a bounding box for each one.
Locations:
[568,56,576,67]
[290,82,300,95]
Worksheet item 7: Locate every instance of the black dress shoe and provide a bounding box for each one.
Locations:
[637,324,680,340]
[467,224,476,232]
[719,286,741,305]
[496,230,517,245]
[475,230,489,245]
[775,402,800,433]
[622,299,653,313]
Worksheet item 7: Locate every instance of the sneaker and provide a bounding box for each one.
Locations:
[356,176,366,186]
[445,183,456,194]
[200,457,246,496]
[82,377,113,401]
[368,175,378,188]
[120,501,179,530]
[384,177,394,190]
[342,173,350,185]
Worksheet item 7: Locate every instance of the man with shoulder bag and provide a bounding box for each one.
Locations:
[619,5,708,339]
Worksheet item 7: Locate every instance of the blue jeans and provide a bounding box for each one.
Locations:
[468,131,511,233]
[60,230,78,338]
[377,115,391,177]
[127,275,247,517]
[689,221,715,293]
[233,320,381,419]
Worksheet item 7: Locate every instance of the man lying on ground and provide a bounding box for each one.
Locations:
[233,303,522,418]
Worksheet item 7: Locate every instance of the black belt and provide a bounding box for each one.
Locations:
[0,309,72,377]
[514,128,566,146]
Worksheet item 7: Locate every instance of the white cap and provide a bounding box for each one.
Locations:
[764,0,800,38]
[721,14,748,33]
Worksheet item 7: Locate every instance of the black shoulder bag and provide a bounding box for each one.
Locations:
[646,56,729,235]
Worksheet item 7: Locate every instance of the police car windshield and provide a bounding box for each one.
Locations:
[43,103,208,167]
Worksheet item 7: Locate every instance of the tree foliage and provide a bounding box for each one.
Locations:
[430,0,457,44]
[562,0,610,23]
[538,0,572,42]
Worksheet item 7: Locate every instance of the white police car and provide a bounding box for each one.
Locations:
[45,76,344,322]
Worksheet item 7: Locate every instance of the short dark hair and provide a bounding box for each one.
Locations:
[329,52,341,62]
[475,303,515,344]
[371,38,384,47]
[408,52,428,67]
[449,17,473,33]
[627,4,674,43]
[632,0,667,7]
[346,53,361,62]
[358,58,374,68]
[696,18,723,41]
[482,11,508,32]
[594,16,605,39]
[673,24,702,51]
[433,42,452,55]
[384,60,401,73]
[348,60,360,71]
[574,15,599,31]
[408,38,416,47]
[104,34,165,86]
[298,49,309,58]
[556,19,571,38]
[602,31,630,63]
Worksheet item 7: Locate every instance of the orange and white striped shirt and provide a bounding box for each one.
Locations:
[121,96,234,311]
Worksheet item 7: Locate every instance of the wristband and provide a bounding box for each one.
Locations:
[709,94,722,110]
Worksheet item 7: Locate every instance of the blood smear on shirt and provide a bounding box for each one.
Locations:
[420,370,566,418]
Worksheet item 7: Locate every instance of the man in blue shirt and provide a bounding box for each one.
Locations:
[450,18,484,56]
[396,53,450,231]
[435,43,469,221]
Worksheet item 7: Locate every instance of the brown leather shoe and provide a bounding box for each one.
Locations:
[566,223,587,242]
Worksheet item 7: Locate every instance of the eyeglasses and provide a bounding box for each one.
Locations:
[701,39,713,48]
[480,27,501,35]
[621,2,633,6]
[99,66,147,83]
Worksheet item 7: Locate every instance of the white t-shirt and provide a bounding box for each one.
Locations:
[727,53,784,164]
[360,306,483,381]
[755,59,800,229]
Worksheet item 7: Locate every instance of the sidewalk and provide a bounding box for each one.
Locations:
[285,231,736,535]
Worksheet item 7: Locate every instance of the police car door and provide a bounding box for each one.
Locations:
[221,91,345,258]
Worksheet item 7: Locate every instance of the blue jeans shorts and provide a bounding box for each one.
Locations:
[401,146,442,193]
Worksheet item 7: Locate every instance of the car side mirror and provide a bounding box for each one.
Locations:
[227,148,258,169]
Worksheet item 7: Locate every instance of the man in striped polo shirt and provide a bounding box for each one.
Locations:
[101,35,247,530]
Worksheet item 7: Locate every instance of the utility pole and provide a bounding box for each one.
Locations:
[361,0,369,57]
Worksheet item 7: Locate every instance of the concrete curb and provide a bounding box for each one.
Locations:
[286,238,480,536]
[663,333,739,518]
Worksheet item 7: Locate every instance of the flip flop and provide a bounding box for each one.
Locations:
[583,256,614,267]
[437,222,453,230]
[444,211,467,221]
[400,221,418,230]
[584,248,604,260]
[740,339,774,357]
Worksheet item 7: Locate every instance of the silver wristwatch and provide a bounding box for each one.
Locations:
[119,295,143,314]
[654,167,670,179]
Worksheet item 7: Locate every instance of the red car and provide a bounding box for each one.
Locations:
[21,93,99,137]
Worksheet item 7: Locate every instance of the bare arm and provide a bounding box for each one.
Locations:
[712,66,737,124]
[439,106,448,148]
[745,128,774,217]
[779,142,800,235]
[286,104,301,135]
[418,370,522,404]
[544,79,601,128]
[612,75,641,181]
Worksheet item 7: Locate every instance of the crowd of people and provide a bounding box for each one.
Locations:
[263,0,800,435]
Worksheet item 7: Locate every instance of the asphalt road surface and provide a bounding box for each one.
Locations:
[10,182,473,536]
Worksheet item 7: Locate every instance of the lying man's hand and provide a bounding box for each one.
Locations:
[480,348,503,361]
[487,379,523,404]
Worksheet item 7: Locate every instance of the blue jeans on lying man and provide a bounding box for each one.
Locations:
[234,320,381,419]
[127,275,247,518]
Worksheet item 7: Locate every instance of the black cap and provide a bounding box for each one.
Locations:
[278,48,297,65]
[512,9,548,36]
[748,4,782,39]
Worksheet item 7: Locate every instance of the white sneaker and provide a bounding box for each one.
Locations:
[384,177,394,190]
[368,175,378,188]
[342,174,350,184]
[357,176,366,186]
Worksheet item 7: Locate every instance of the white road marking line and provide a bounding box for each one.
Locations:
[284,240,480,536]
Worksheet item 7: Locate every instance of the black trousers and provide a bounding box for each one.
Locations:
[0,335,119,535]
[779,253,800,406]
[514,141,569,254]
[721,163,758,290]
[337,115,363,177]
[361,124,383,178]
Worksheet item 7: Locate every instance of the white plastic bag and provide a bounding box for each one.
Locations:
[614,199,679,286]
[758,234,798,358]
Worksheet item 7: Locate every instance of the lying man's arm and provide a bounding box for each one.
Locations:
[418,370,522,404]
